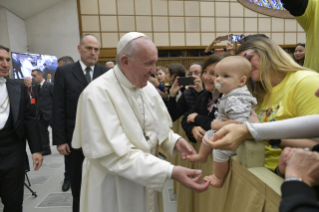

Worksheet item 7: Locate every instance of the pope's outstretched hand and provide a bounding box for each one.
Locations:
[175,138,196,160]
[172,166,209,193]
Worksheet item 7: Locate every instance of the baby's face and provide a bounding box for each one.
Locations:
[215,66,244,95]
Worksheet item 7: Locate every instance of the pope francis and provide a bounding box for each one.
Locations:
[72,32,209,212]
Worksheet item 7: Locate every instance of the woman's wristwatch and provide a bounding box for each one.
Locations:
[268,139,281,145]
[285,177,303,182]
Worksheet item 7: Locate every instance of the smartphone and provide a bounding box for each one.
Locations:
[230,35,245,43]
[178,77,194,86]
[150,74,156,78]
[219,35,229,42]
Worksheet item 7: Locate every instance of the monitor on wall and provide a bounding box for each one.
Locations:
[11,52,58,80]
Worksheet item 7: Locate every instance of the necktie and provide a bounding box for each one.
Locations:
[85,67,92,83]
[38,84,41,92]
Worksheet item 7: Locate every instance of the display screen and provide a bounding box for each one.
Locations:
[11,52,58,80]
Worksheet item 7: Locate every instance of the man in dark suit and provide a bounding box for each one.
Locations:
[31,69,54,156]
[0,45,43,211]
[52,34,109,212]
[56,55,74,192]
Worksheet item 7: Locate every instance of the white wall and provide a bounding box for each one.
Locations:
[0,6,10,49]
[6,9,28,53]
[25,0,80,61]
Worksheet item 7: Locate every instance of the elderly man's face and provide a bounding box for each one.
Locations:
[0,49,10,77]
[78,35,100,67]
[125,39,157,88]
[24,78,32,87]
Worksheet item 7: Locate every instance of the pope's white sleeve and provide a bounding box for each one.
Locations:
[96,148,172,192]
[160,129,180,157]
[245,115,319,141]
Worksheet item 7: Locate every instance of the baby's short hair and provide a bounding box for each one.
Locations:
[217,56,251,78]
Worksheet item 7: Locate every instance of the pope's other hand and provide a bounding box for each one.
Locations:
[172,166,209,193]
[175,138,196,160]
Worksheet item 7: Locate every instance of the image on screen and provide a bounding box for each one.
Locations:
[11,52,58,80]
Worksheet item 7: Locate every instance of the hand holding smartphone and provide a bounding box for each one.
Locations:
[230,34,245,43]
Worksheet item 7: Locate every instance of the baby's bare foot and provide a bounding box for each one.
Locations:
[204,174,224,188]
[186,154,207,163]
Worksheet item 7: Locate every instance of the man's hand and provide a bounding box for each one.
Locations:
[188,76,203,93]
[278,147,292,177]
[32,152,43,171]
[283,148,319,187]
[172,166,209,193]
[187,113,198,124]
[191,126,206,143]
[170,77,183,98]
[57,143,71,155]
[175,138,196,160]
[203,124,252,151]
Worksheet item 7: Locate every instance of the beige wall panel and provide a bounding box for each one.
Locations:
[245,18,257,32]
[244,8,258,17]
[117,0,134,15]
[100,16,118,31]
[170,33,185,46]
[201,33,215,46]
[201,17,215,32]
[297,23,304,32]
[153,17,168,32]
[284,33,296,44]
[216,2,229,17]
[185,17,200,32]
[230,18,243,32]
[102,33,118,48]
[216,18,229,32]
[297,32,306,43]
[152,0,168,15]
[285,19,296,31]
[169,1,184,16]
[200,2,214,16]
[262,32,271,39]
[186,33,200,46]
[244,32,258,38]
[258,13,269,18]
[272,17,284,32]
[135,0,151,15]
[185,1,199,16]
[216,32,232,45]
[143,32,153,41]
[136,16,152,31]
[80,0,98,14]
[230,3,244,17]
[118,16,135,31]
[99,0,117,15]
[82,16,100,31]
[154,33,169,46]
[258,18,271,32]
[271,33,284,45]
[170,17,184,32]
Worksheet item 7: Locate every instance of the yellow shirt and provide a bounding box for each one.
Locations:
[295,0,319,72]
[257,70,319,171]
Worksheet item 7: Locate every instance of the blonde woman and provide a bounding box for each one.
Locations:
[208,37,319,172]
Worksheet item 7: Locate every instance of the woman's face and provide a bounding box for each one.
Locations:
[202,63,217,92]
[188,64,203,82]
[294,45,305,61]
[237,49,261,82]
[156,70,166,83]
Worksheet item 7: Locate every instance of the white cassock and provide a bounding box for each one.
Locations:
[72,65,181,212]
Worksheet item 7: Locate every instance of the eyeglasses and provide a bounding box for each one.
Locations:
[188,71,201,77]
[243,50,256,61]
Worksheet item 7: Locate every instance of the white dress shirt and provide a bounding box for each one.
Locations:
[0,77,10,129]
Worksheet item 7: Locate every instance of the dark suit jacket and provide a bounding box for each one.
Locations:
[33,80,54,121]
[2,78,42,155]
[52,61,109,146]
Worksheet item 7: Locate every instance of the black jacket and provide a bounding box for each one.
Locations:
[52,61,109,146]
[33,80,54,121]
[181,90,219,143]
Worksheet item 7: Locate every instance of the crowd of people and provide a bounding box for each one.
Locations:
[0,0,319,211]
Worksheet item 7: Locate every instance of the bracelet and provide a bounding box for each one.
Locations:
[269,139,281,145]
[285,177,303,182]
[275,166,284,178]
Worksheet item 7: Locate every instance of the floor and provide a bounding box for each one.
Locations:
[0,129,177,212]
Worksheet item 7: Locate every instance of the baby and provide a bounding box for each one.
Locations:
[187,56,257,188]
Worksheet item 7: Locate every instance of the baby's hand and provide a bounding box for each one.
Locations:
[187,153,207,164]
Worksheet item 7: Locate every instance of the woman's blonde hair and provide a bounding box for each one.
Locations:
[236,37,311,110]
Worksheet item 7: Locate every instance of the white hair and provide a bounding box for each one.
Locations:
[116,37,151,67]
[106,61,114,65]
